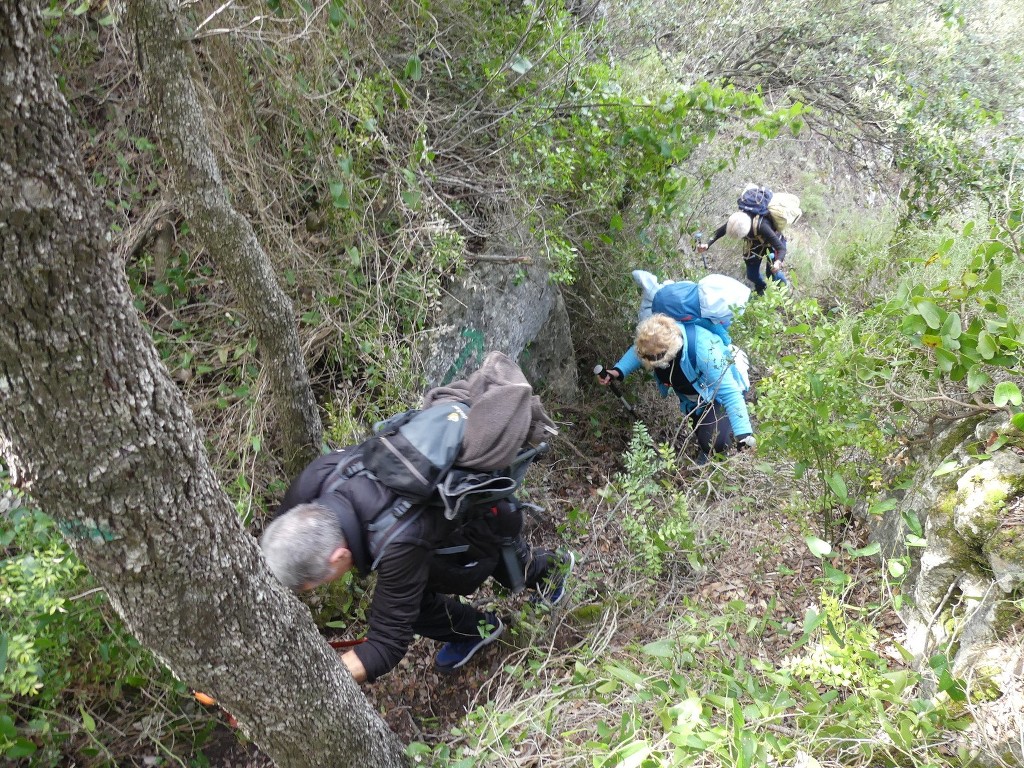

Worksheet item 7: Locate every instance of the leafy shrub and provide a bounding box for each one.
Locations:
[602,423,699,578]
[856,211,1024,414]
[737,290,891,531]
[0,479,171,764]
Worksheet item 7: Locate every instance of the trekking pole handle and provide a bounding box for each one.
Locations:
[693,231,708,268]
[594,364,626,397]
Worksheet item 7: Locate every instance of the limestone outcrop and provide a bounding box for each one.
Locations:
[871,413,1024,767]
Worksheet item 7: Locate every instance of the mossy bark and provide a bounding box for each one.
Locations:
[0,7,406,766]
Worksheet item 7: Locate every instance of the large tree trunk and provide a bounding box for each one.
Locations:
[127,0,322,477]
[0,6,406,767]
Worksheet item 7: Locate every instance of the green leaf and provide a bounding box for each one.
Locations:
[902,510,924,538]
[0,634,7,678]
[823,562,850,586]
[401,189,421,208]
[932,460,959,477]
[404,55,422,82]
[888,559,906,578]
[804,536,832,558]
[799,607,824,641]
[826,472,849,503]
[329,182,349,210]
[994,381,1023,407]
[6,739,37,758]
[916,300,943,330]
[901,314,928,335]
[977,330,997,360]
[80,707,96,733]
[0,714,15,740]
[844,541,881,558]
[1012,413,1024,431]
[982,269,1002,293]
[939,312,962,339]
[967,365,990,393]
[934,346,957,373]
[642,639,675,659]
[808,373,824,398]
[868,498,897,515]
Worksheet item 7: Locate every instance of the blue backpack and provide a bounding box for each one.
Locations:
[636,271,751,347]
[737,186,773,217]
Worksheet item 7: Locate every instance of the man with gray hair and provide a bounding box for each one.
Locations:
[261,446,574,684]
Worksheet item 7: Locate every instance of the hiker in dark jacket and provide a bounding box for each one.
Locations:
[260,352,571,683]
[699,211,789,295]
[260,450,574,683]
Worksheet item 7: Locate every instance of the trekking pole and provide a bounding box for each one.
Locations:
[694,231,708,270]
[593,365,635,414]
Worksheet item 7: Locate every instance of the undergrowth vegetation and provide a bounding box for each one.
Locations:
[408,426,975,768]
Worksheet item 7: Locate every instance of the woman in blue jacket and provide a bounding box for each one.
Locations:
[599,313,756,462]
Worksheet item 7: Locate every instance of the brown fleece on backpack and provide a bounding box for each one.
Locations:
[423,351,557,471]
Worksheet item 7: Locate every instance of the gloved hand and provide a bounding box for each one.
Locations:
[736,434,756,451]
[597,367,623,386]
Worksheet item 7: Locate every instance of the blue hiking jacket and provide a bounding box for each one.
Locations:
[613,322,753,437]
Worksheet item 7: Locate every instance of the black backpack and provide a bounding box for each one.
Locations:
[737,186,773,217]
[323,405,549,591]
[362,402,469,499]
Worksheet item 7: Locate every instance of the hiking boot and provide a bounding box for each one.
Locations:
[537,550,576,606]
[435,613,504,672]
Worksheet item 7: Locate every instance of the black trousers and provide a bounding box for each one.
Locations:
[413,542,556,643]
[689,401,734,456]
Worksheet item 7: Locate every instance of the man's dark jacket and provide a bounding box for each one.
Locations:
[276,450,516,684]
[276,449,455,682]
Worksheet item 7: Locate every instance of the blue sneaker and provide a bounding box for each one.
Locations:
[435,613,504,672]
[537,550,575,606]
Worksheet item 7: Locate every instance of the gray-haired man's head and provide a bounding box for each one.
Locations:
[259,503,348,591]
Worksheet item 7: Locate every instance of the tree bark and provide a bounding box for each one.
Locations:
[126,0,322,477]
[0,6,406,767]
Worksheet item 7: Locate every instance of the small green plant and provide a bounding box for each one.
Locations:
[1,476,187,764]
[605,423,699,578]
[782,590,887,690]
[739,290,891,533]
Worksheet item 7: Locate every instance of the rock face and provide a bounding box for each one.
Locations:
[418,257,578,401]
[871,414,1024,767]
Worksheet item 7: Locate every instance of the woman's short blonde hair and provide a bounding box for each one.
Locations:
[726,211,753,239]
[635,314,683,369]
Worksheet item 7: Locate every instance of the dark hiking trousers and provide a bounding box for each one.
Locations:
[412,542,557,642]
[689,400,734,457]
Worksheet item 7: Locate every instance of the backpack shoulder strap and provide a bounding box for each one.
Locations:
[684,323,698,370]
[368,500,423,571]
[751,215,764,240]
[323,450,367,495]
